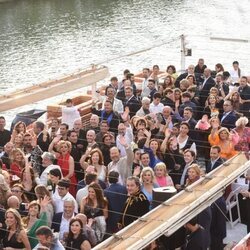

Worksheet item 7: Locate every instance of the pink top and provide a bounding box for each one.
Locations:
[156,175,174,187]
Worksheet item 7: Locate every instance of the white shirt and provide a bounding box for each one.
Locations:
[61,106,81,129]
[116,126,133,157]
[149,102,164,114]
[52,189,78,214]
[35,164,61,186]
[102,97,124,114]
[76,186,89,206]
[59,214,75,240]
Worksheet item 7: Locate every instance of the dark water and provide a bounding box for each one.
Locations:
[0,0,249,121]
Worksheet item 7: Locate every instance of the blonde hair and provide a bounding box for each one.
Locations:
[57,140,72,152]
[187,164,201,177]
[154,162,168,176]
[235,116,248,127]
[5,208,24,232]
[140,167,156,183]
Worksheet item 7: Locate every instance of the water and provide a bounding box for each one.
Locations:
[0,0,250,124]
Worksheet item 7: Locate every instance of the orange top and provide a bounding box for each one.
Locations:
[208,133,238,160]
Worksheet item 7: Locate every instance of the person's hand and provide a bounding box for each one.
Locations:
[119,136,128,147]
[165,128,171,137]
[133,166,141,177]
[88,218,95,227]
[175,184,182,190]
[121,108,129,122]
[40,195,51,209]
[52,135,61,144]
[241,190,249,198]
[143,129,151,138]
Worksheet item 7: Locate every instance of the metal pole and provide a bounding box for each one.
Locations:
[180,34,186,72]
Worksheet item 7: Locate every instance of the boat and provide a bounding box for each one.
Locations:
[0,65,109,112]
[93,153,250,250]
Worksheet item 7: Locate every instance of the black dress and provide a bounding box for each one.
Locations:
[2,231,25,249]
[66,233,89,250]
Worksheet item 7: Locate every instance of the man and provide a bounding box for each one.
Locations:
[238,76,250,118]
[206,146,224,173]
[199,68,216,106]
[184,217,207,250]
[116,79,134,102]
[102,86,124,114]
[161,88,175,109]
[51,199,76,240]
[136,97,150,117]
[76,172,98,206]
[119,176,149,228]
[35,152,61,186]
[123,86,141,117]
[104,171,127,234]
[84,114,100,134]
[0,142,14,169]
[175,65,201,88]
[85,130,99,150]
[92,100,120,135]
[96,120,110,144]
[141,68,151,98]
[33,121,50,152]
[194,58,207,74]
[149,92,164,114]
[108,136,133,185]
[0,116,11,152]
[147,79,157,102]
[67,129,83,182]
[58,123,68,141]
[116,122,133,157]
[61,98,80,129]
[34,226,64,250]
[108,76,119,91]
[52,178,78,214]
[220,99,237,129]
[178,91,197,118]
[72,119,85,150]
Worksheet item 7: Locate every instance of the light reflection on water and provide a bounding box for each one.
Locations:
[0,0,249,125]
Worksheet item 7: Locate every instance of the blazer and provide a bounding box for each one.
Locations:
[51,212,77,232]
[220,111,237,129]
[199,77,216,106]
[123,96,141,117]
[206,157,224,173]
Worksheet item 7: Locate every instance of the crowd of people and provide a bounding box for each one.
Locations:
[0,58,249,250]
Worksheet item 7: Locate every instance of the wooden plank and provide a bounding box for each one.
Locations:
[0,66,109,112]
[94,153,250,250]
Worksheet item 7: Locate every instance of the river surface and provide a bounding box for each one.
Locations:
[0,0,250,124]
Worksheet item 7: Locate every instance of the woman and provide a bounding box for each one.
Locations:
[185,164,201,187]
[215,63,224,74]
[132,148,142,177]
[2,208,31,249]
[10,122,26,146]
[48,118,60,139]
[203,94,220,119]
[143,130,163,169]
[176,122,196,154]
[65,218,91,250]
[35,185,54,226]
[55,140,77,196]
[20,166,37,202]
[140,167,159,210]
[233,116,250,152]
[163,75,174,89]
[80,183,108,243]
[186,74,196,86]
[166,65,178,82]
[10,148,25,178]
[208,126,239,160]
[173,88,182,110]
[154,162,174,187]
[225,91,242,114]
[81,148,107,183]
[22,199,49,249]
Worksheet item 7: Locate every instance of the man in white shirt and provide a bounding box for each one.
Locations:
[141,68,151,98]
[35,152,61,186]
[51,198,76,241]
[149,92,164,114]
[229,61,244,84]
[52,178,78,214]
